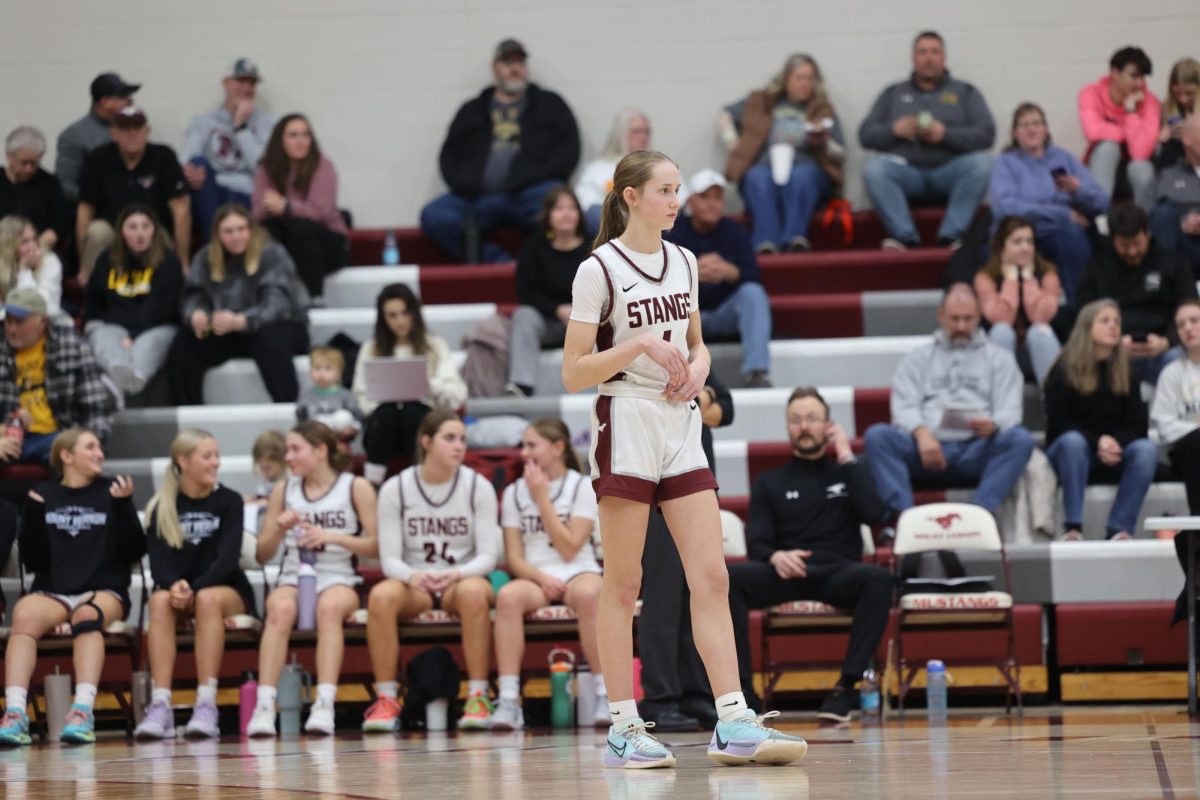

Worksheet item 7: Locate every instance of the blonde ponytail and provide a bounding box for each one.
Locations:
[591,149,677,250]
[145,429,216,549]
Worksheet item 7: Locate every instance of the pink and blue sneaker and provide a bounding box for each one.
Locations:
[707,710,807,766]
[60,704,96,744]
[603,717,676,769]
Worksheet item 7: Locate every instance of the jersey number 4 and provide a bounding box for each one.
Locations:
[423,542,457,564]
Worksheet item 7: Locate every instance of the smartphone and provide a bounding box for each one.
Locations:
[1168,115,1183,126]
[1050,167,1068,180]
[1131,332,1149,344]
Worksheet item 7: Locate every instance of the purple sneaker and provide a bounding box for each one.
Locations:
[134,699,176,740]
[708,710,807,766]
[185,698,221,739]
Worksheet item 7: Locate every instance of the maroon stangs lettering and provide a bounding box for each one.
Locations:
[626,291,690,330]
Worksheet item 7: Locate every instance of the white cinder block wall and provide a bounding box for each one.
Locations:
[1,1,1197,227]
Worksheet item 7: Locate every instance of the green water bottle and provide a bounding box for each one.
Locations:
[548,647,576,728]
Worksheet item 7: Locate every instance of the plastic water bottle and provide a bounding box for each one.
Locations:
[44,667,72,741]
[926,659,948,723]
[297,548,317,631]
[548,648,576,728]
[860,663,881,724]
[131,670,151,724]
[4,413,24,447]
[382,230,400,266]
[239,672,258,735]
[576,659,596,728]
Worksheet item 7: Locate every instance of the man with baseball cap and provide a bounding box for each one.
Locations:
[420,38,579,262]
[76,105,189,282]
[55,71,140,202]
[666,168,774,388]
[181,58,275,241]
[0,288,113,466]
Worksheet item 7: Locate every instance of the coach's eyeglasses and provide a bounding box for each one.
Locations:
[789,415,828,428]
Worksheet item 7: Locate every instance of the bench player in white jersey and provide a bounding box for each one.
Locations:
[248,422,379,737]
[563,150,807,769]
[362,410,501,733]
[490,418,607,731]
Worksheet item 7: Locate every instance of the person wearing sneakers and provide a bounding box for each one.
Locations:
[491,418,606,731]
[362,410,500,733]
[859,31,995,249]
[1044,300,1157,541]
[667,169,773,388]
[0,428,145,746]
[562,149,807,769]
[247,422,378,737]
[727,388,892,724]
[135,430,257,739]
[83,203,183,400]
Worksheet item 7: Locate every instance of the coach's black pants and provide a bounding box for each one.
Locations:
[638,511,711,707]
[1170,429,1200,516]
[728,558,893,694]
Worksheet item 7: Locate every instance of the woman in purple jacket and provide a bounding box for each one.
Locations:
[989,103,1109,306]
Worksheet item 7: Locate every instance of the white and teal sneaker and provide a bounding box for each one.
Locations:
[602,718,676,769]
[707,710,807,766]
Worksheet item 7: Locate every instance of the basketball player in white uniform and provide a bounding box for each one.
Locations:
[363,410,501,733]
[490,418,606,731]
[249,422,379,738]
[563,150,807,769]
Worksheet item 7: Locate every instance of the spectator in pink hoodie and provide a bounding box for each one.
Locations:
[1078,46,1160,210]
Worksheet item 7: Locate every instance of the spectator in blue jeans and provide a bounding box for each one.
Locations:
[865,283,1034,516]
[989,102,1109,306]
[859,31,995,249]
[1043,299,1157,541]
[181,59,274,244]
[420,39,579,263]
[721,53,845,254]
[666,169,773,388]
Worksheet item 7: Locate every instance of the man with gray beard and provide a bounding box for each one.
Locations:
[420,39,580,263]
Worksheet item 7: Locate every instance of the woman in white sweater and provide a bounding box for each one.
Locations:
[352,282,468,485]
[0,214,63,321]
[1152,299,1200,514]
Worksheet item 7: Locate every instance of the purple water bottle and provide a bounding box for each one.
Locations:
[297,547,317,631]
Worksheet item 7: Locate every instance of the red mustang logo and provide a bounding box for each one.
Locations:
[929,513,961,530]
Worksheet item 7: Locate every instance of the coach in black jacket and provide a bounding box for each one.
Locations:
[419,38,580,264]
[729,386,892,724]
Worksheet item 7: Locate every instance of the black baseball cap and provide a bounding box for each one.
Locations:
[494,39,528,62]
[90,72,140,102]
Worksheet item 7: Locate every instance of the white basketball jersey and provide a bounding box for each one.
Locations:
[395,465,483,573]
[500,470,599,571]
[282,472,360,580]
[570,239,698,400]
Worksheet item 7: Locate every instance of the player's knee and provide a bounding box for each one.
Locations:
[266,595,298,626]
[454,581,491,615]
[11,604,47,637]
[571,579,602,611]
[368,582,403,615]
[316,599,349,627]
[604,573,643,608]
[193,589,225,618]
[149,591,174,617]
[694,561,730,598]
[494,585,524,615]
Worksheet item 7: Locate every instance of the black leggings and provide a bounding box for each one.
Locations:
[364,402,433,466]
[264,217,346,298]
[727,558,893,692]
[168,320,309,405]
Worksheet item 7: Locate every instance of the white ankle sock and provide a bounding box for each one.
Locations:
[715,691,748,723]
[256,685,278,710]
[609,699,638,727]
[5,687,28,713]
[73,683,98,710]
[151,688,171,705]
[594,674,607,696]
[196,684,217,704]
[497,675,520,701]
[316,683,337,705]
[468,679,489,696]
[375,681,398,700]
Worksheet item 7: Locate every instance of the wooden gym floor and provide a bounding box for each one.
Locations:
[1,706,1197,799]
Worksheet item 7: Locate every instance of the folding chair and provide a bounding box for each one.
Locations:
[891,502,1020,715]
[759,525,880,707]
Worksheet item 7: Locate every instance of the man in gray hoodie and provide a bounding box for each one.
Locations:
[864,283,1034,516]
[859,31,995,249]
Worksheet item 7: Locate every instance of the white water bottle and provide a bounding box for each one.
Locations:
[576,660,596,728]
[926,659,948,723]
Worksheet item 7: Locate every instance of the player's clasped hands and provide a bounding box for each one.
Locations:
[536,573,567,602]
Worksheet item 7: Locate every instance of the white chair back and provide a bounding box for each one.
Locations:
[894,503,1001,556]
[721,510,747,558]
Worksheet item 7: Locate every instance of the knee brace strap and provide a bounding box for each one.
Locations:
[70,596,106,638]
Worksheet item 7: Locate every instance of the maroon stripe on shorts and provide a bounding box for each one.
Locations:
[656,468,719,502]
